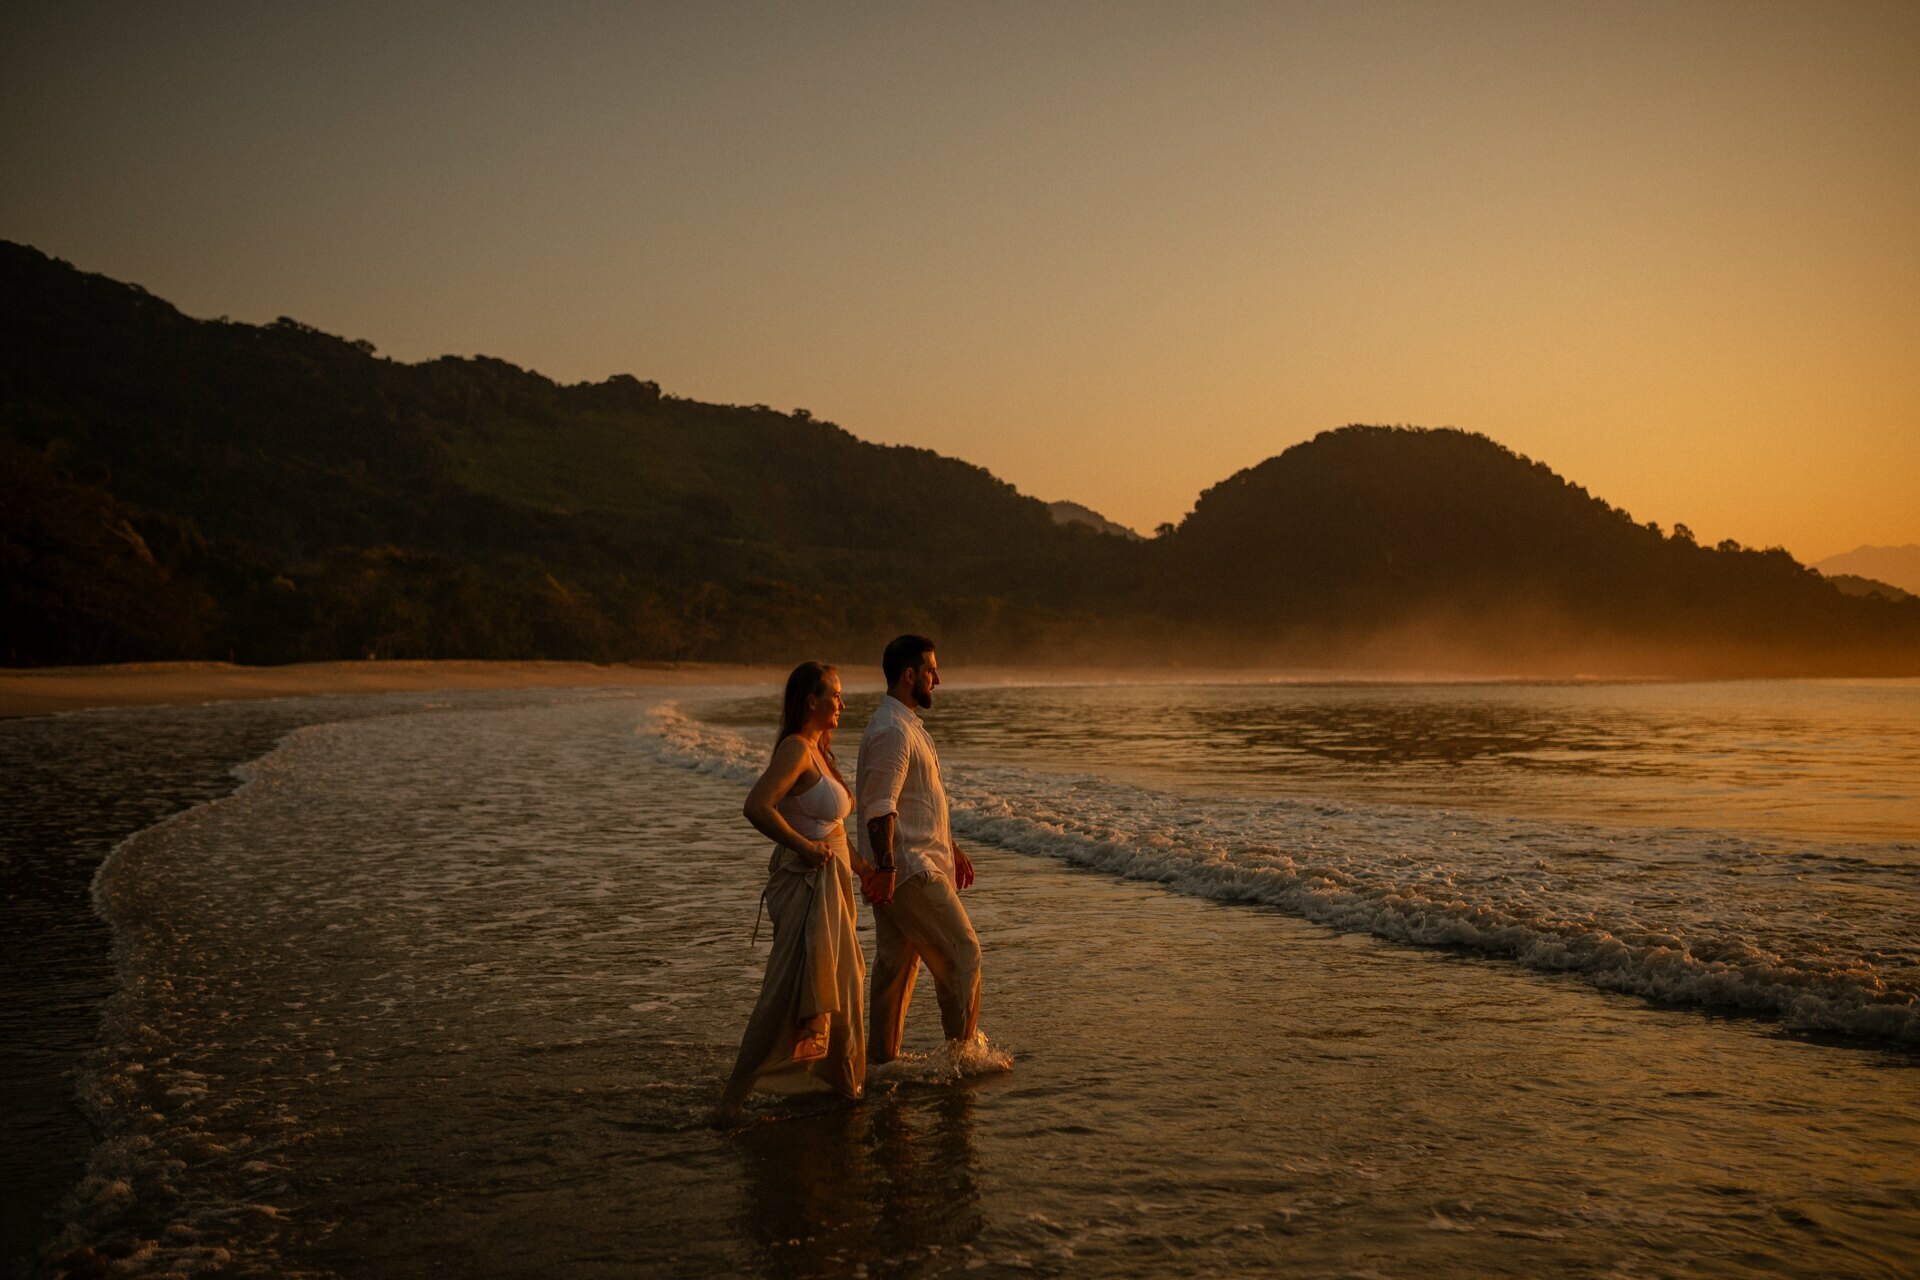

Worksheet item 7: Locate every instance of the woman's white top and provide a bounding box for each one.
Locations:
[775,744,852,842]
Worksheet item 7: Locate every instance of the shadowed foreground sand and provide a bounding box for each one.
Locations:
[0,660,790,718]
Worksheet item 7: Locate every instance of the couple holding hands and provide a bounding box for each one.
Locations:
[713,634,982,1122]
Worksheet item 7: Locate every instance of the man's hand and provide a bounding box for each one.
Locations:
[860,868,896,907]
[953,845,974,891]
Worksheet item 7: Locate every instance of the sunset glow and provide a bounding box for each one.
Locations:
[3,1,1915,559]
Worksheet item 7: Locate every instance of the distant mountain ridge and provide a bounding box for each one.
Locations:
[1824,574,1915,604]
[4,240,1917,675]
[1815,545,1920,597]
[1047,501,1141,541]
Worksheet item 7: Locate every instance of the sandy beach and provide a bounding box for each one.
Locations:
[0,659,790,718]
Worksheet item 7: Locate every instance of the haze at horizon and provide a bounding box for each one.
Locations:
[3,0,1915,563]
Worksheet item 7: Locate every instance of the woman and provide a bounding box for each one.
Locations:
[713,662,868,1122]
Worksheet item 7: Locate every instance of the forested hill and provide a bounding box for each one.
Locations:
[4,240,1917,675]
[1149,427,1920,672]
[0,241,1134,665]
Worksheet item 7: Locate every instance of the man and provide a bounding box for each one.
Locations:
[856,633,980,1063]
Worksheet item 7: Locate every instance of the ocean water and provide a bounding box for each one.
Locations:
[14,679,1920,1277]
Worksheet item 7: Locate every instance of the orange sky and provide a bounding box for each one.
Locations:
[3,1,1915,562]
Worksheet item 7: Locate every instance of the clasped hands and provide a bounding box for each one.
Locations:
[857,846,973,907]
[858,865,896,907]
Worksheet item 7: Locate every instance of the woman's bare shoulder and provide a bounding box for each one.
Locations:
[749,736,811,803]
[768,734,811,767]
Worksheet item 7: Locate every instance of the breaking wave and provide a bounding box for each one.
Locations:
[640,702,1920,1044]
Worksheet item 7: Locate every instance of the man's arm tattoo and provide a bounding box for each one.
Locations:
[866,814,895,872]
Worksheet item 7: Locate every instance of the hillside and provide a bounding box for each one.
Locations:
[4,241,1916,675]
[0,241,1134,664]
[1148,426,1920,674]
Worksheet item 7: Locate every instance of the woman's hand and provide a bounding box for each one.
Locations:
[798,838,832,868]
[860,868,896,907]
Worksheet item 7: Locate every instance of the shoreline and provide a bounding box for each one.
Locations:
[7,659,1915,718]
[0,659,790,718]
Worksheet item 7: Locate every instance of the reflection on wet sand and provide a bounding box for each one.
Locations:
[737,1086,982,1278]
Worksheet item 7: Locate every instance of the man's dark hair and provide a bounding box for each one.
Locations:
[882,634,936,687]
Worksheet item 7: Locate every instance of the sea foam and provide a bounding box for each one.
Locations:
[640,703,1920,1044]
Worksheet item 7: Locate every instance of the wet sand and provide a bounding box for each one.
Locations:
[0,660,788,718]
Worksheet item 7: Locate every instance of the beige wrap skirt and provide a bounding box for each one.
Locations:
[723,828,866,1101]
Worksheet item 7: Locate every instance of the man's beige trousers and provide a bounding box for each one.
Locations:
[868,871,980,1061]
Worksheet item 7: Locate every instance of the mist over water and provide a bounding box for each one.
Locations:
[24,680,1920,1277]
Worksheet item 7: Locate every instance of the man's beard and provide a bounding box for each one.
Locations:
[912,684,933,709]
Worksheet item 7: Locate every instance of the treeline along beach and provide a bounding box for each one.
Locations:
[5,241,1917,676]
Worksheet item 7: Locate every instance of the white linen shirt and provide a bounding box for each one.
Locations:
[855,694,955,886]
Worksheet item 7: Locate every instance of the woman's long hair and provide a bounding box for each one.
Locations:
[777,661,845,783]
